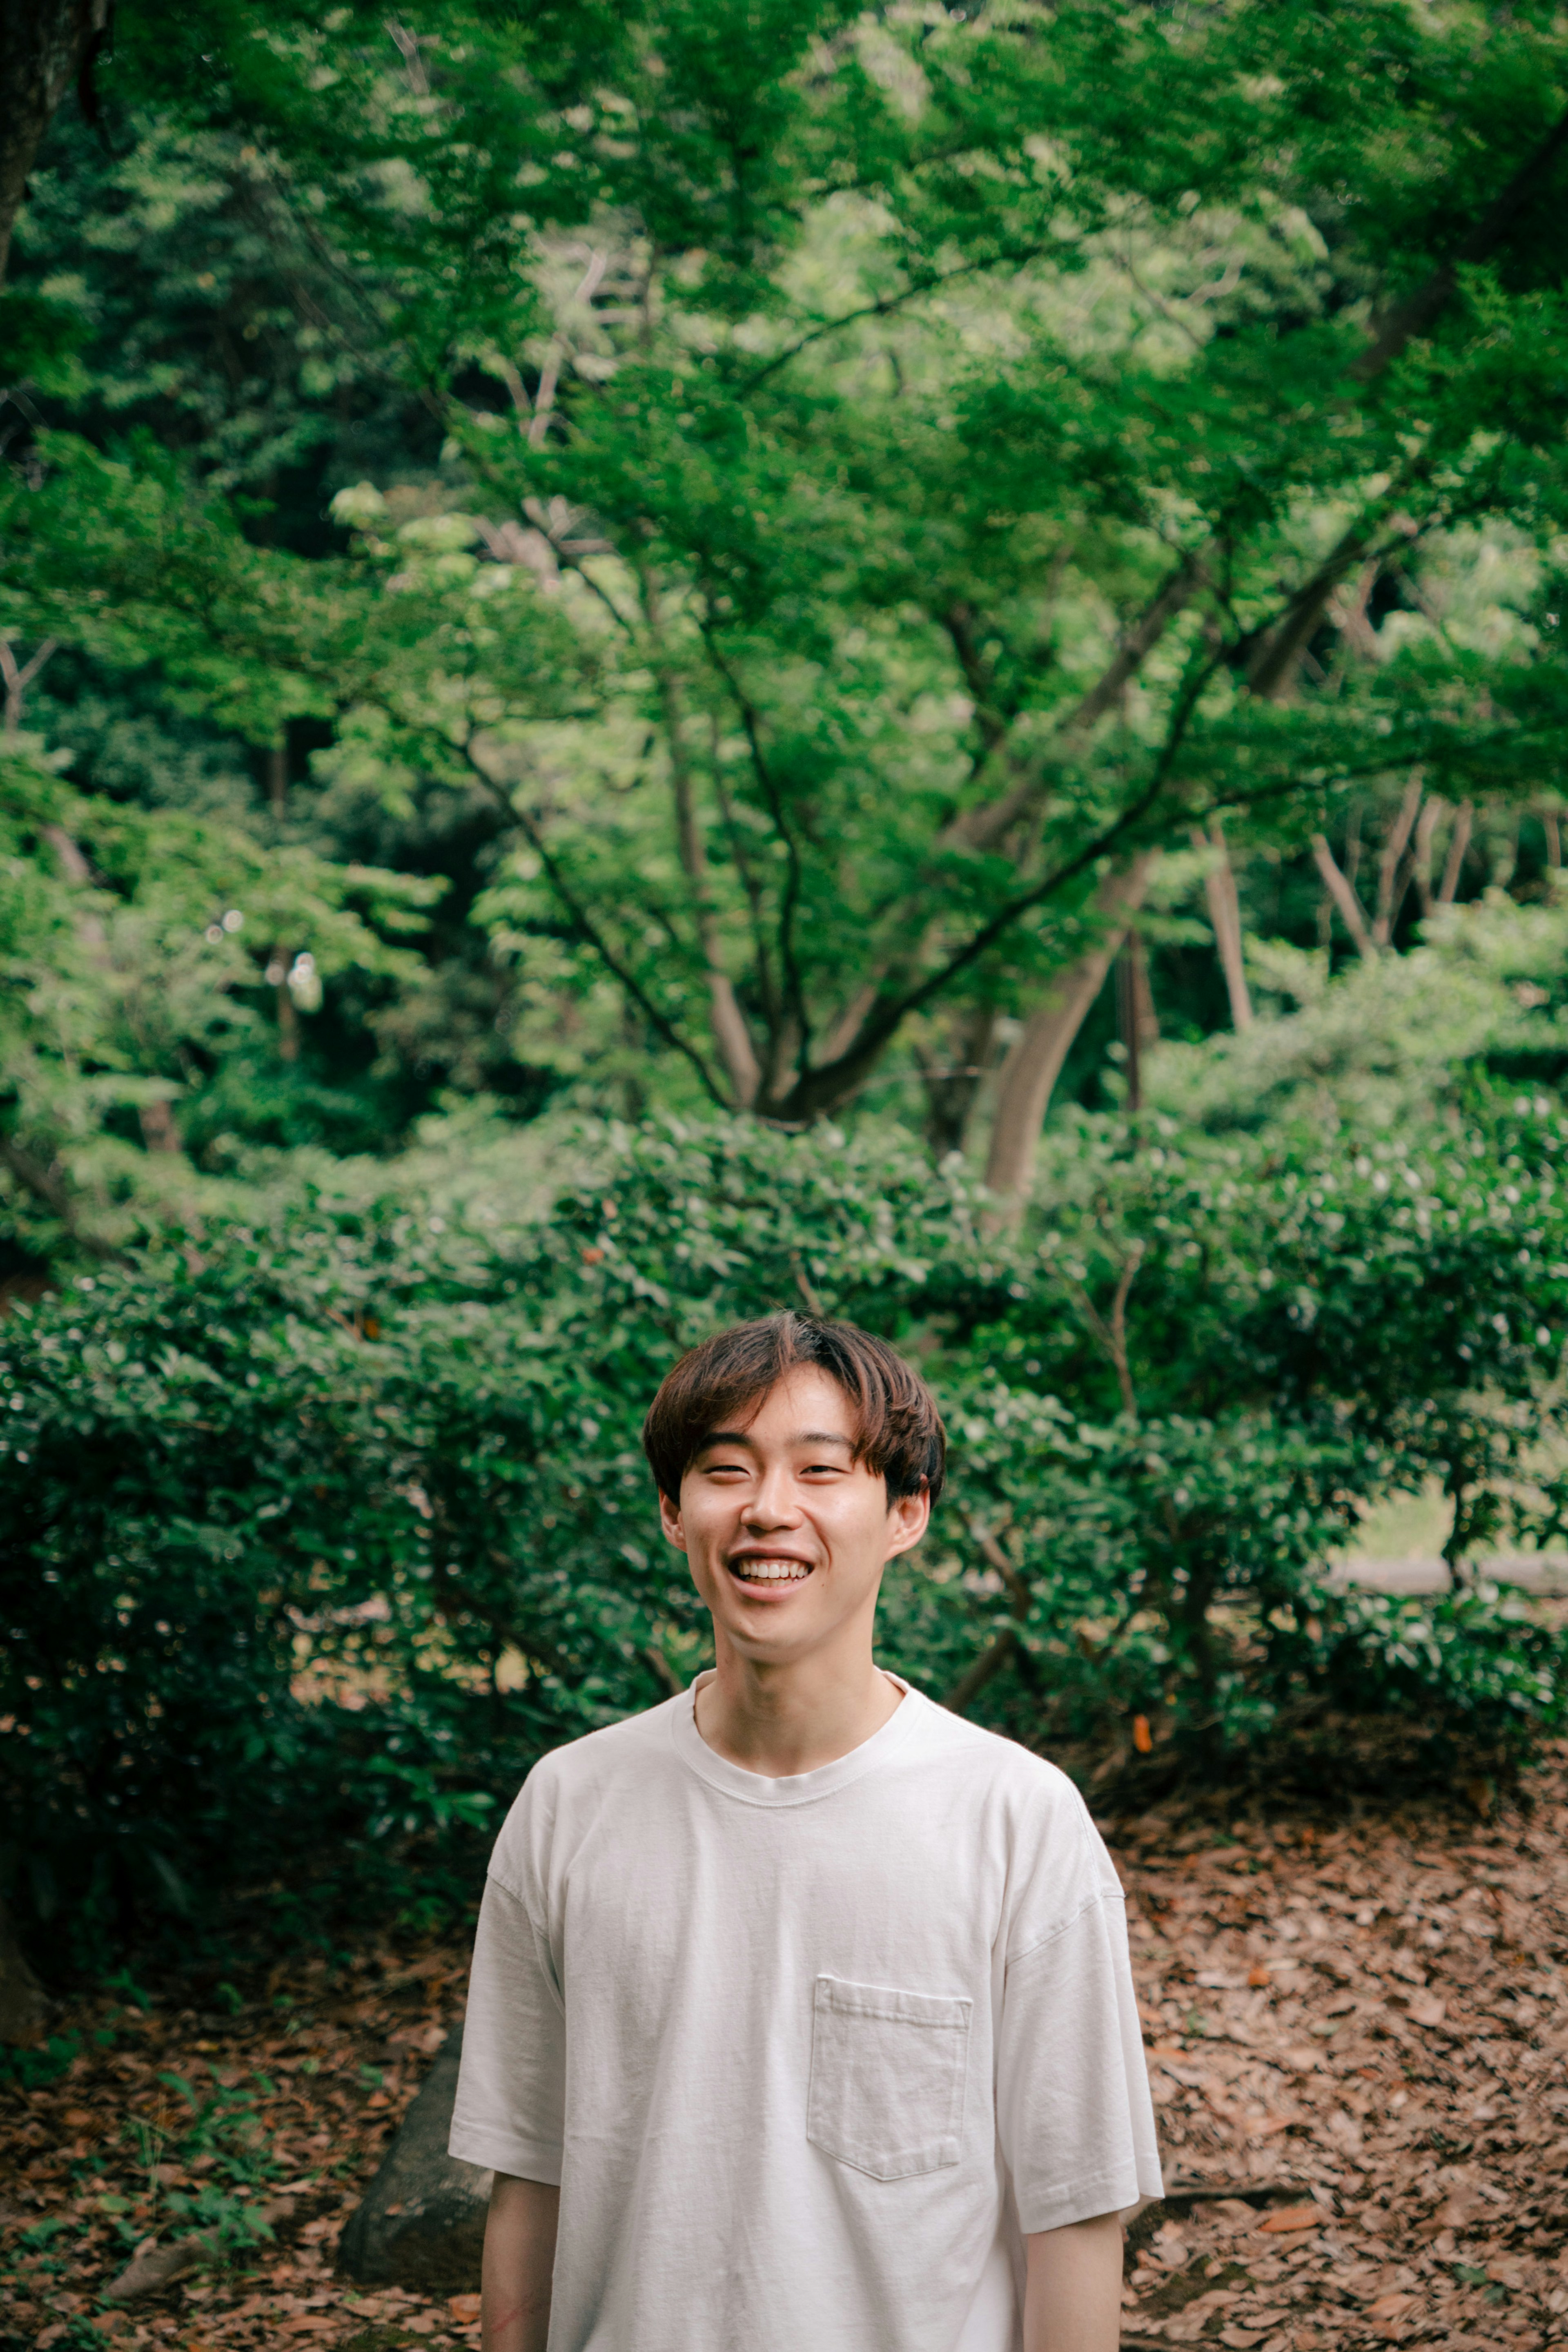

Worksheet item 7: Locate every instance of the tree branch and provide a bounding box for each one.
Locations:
[960,1512,1033,1619]
[1311,833,1376,961]
[1248,113,1568,696]
[940,110,1559,857]
[941,1626,1018,1714]
[1059,1245,1144,1417]
[461,742,730,1108]
[1351,107,1568,381]
[771,647,1224,1122]
[740,239,1056,391]
[713,756,782,1035]
[1,633,59,734]
[942,603,1012,762]
[945,551,1205,854]
[698,627,812,1074]
[641,578,762,1104]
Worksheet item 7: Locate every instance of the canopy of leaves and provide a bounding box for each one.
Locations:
[3,0,1568,1190]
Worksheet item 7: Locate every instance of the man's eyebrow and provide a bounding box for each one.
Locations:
[693,1427,858,1452]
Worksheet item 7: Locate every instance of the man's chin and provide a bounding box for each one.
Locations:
[709,1593,824,1662]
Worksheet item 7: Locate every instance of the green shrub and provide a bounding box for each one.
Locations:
[4,1103,1566,1971]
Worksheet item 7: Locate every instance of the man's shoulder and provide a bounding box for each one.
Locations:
[904,1697,1122,1937]
[486,1694,685,1896]
[904,1691,1090,1820]
[526,1690,684,1799]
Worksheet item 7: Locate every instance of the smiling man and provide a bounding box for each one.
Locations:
[450,1314,1161,2352]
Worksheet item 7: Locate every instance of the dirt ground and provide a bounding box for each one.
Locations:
[4,1748,1567,2351]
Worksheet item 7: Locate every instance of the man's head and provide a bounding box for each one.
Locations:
[644,1315,945,1672]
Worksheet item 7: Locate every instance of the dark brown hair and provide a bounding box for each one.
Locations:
[641,1313,946,1506]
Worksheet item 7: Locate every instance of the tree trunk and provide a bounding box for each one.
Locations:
[1372,774,1423,946]
[1115,933,1157,1111]
[0,0,107,288]
[917,1004,997,1159]
[268,737,289,817]
[139,1097,181,1154]
[1194,820,1252,1031]
[984,853,1156,1202]
[1437,802,1474,906]
[1413,796,1444,915]
[1311,834,1377,961]
[276,979,300,1062]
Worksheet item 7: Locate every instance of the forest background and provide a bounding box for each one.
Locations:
[5,0,1568,1999]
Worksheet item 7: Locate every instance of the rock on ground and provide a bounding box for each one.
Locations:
[336,2028,492,2294]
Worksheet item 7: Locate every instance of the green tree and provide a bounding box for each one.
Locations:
[5,0,1568,1239]
[32,1,1563,1156]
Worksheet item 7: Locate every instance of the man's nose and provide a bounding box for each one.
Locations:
[744,1465,800,1525]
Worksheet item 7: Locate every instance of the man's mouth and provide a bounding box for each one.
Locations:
[728,1555,813,1584]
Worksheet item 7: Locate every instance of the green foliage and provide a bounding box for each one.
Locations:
[1153,891,1568,1136]
[5,0,1568,1188]
[0,2031,87,2091]
[5,1099,1566,1969]
[0,736,447,1252]
[133,2070,283,2249]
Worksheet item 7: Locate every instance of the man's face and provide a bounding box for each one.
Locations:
[659,1366,929,1670]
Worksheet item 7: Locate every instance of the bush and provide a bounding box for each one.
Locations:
[4,1102,1567,1972]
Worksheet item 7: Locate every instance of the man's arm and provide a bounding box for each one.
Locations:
[481,2173,559,2352]
[1023,2211,1124,2352]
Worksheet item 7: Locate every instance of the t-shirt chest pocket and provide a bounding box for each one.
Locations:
[806,1973,972,2182]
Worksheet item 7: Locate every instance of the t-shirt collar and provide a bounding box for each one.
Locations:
[672,1670,924,1806]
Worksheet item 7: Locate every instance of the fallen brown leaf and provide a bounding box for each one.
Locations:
[1256,2202,1322,2234]
[107,2236,208,2299]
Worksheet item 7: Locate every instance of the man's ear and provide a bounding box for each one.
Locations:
[659,1486,688,1552]
[883,1482,930,1561]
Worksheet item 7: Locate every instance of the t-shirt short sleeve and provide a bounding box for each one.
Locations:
[449,1869,566,2184]
[995,1787,1163,2233]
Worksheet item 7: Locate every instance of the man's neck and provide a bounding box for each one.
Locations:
[693,1644,904,1778]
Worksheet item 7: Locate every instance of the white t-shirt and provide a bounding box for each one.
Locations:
[450,1676,1163,2352]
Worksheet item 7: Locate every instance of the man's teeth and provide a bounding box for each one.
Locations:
[732,1559,811,1581]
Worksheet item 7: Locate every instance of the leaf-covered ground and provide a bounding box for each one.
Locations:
[5,1750,1567,2351]
[1114,1749,1568,2350]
